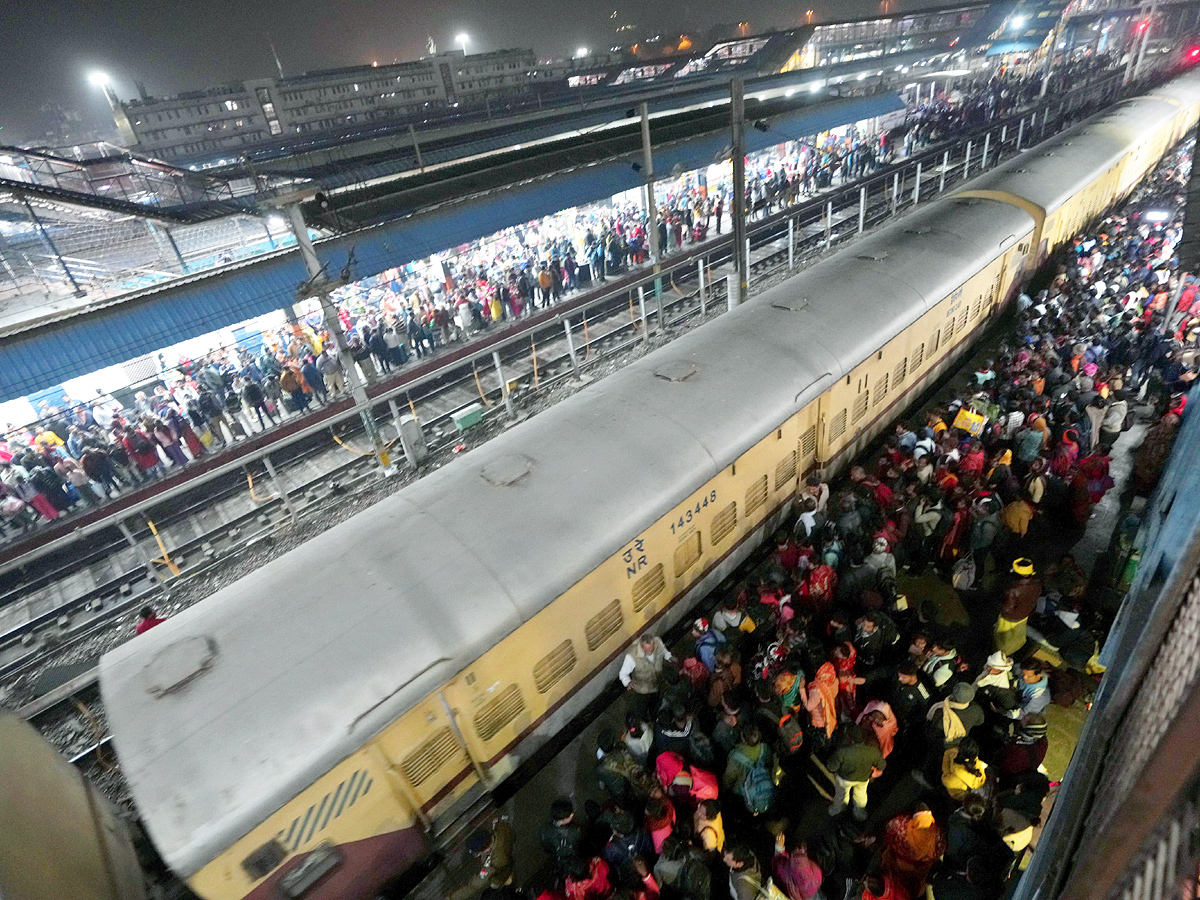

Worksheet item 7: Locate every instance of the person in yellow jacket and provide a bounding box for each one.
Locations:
[694,798,725,853]
[941,738,988,801]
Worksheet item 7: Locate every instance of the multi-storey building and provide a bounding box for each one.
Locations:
[113,48,536,161]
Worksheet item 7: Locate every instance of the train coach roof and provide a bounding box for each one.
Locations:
[969,69,1200,215]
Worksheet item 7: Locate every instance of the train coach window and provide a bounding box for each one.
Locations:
[534,640,578,693]
[674,532,702,577]
[402,728,459,787]
[958,308,969,332]
[852,391,869,424]
[799,426,818,465]
[279,843,343,900]
[873,373,889,407]
[474,684,526,742]
[775,451,798,490]
[911,343,924,371]
[828,409,848,442]
[893,358,907,387]
[243,839,287,880]
[712,502,738,545]
[632,564,666,612]
[972,299,982,319]
[586,600,624,650]
[745,475,769,517]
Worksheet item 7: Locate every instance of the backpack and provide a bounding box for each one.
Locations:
[688,729,716,769]
[777,711,805,755]
[689,766,719,801]
[679,858,713,900]
[680,656,709,689]
[951,552,977,590]
[732,748,775,815]
[131,433,152,454]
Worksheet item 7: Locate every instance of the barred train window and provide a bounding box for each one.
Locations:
[533,640,577,693]
[674,532,702,577]
[852,391,869,424]
[711,502,737,544]
[632,564,665,611]
[585,599,623,650]
[745,475,769,517]
[474,685,525,741]
[828,409,848,441]
[774,451,797,490]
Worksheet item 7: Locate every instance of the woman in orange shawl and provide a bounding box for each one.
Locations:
[806,662,839,738]
[857,700,899,759]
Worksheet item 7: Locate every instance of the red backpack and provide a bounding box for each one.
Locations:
[689,766,719,801]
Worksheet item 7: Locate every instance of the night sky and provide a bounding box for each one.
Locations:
[1,0,913,143]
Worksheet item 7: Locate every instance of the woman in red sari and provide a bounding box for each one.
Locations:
[1050,428,1080,477]
[832,642,865,721]
[799,562,837,613]
[1071,453,1115,526]
[937,498,971,565]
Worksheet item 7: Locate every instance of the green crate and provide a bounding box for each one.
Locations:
[452,403,484,433]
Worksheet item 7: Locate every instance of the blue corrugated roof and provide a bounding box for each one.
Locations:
[0,92,904,402]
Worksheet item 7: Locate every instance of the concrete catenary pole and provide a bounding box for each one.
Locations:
[730,77,748,307]
[282,200,393,474]
[640,102,666,332]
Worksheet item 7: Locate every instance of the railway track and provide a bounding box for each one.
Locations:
[5,69,1128,773]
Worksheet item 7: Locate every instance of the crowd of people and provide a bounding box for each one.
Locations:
[465,144,1196,900]
[0,60,1128,540]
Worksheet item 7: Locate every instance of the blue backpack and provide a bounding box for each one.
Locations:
[732,748,775,815]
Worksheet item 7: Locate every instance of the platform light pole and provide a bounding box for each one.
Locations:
[639,102,666,332]
[730,77,749,308]
[277,195,394,474]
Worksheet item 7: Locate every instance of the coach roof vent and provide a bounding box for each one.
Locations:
[856,251,889,261]
[481,454,534,487]
[654,360,699,382]
[146,635,218,697]
[771,296,810,313]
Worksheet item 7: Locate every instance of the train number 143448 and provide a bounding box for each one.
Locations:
[670,491,718,534]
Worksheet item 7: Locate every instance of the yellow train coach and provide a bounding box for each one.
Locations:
[98,68,1200,900]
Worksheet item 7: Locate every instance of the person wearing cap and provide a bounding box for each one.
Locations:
[974,652,1014,692]
[995,559,1042,656]
[925,682,983,752]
